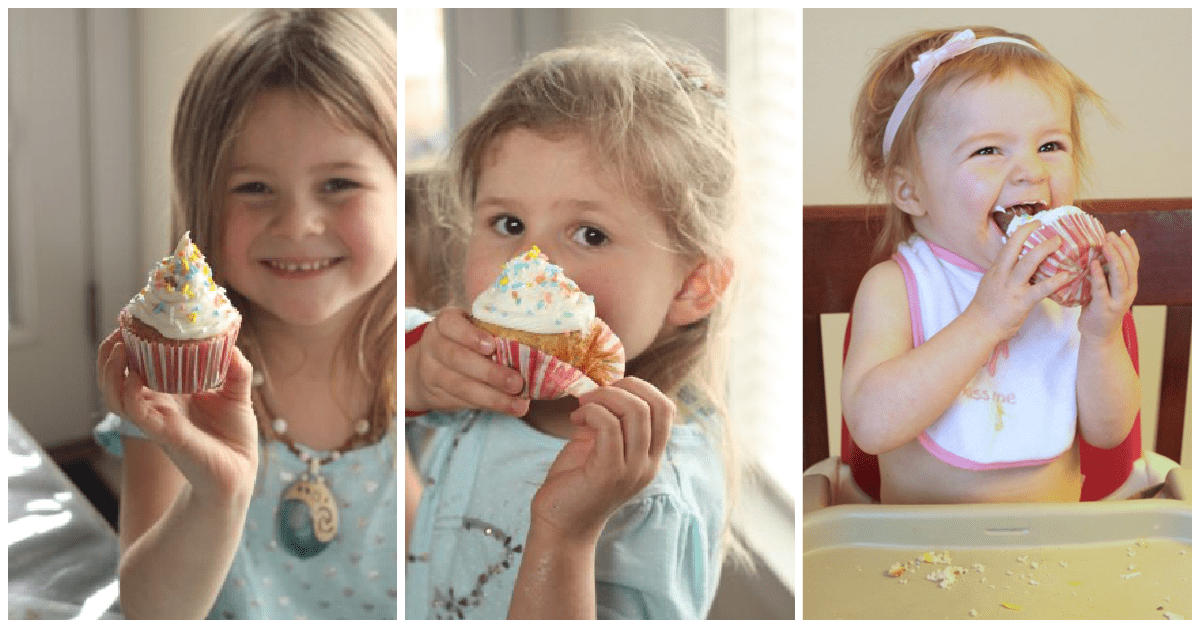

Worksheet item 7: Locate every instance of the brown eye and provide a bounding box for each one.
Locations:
[571,226,608,247]
[490,215,524,236]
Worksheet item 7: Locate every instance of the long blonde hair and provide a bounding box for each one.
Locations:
[171,9,397,444]
[426,29,749,567]
[852,26,1105,262]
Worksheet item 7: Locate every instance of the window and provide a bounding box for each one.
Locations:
[404,8,449,169]
[726,8,799,502]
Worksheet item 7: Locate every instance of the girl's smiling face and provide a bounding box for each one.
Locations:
[465,128,692,361]
[900,72,1078,268]
[222,90,397,328]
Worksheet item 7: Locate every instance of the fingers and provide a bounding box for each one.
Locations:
[572,378,675,479]
[215,346,254,402]
[98,330,130,415]
[1098,230,1138,299]
[412,308,528,415]
[434,307,498,356]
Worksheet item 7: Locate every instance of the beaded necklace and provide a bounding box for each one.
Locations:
[251,369,385,559]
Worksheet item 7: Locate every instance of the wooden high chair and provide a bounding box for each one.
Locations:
[803,199,1191,509]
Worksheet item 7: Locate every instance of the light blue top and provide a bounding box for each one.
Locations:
[405,308,726,619]
[94,413,397,619]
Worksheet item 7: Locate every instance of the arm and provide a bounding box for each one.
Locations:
[508,524,599,619]
[117,439,252,619]
[1075,231,1141,448]
[841,261,1006,454]
[404,446,422,555]
[510,378,674,619]
[97,333,259,619]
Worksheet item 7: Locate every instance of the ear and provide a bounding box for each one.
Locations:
[667,256,734,327]
[888,166,925,218]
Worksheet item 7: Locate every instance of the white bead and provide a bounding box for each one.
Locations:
[273,418,287,434]
[355,419,370,435]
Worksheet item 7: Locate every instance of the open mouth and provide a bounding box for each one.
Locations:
[261,257,345,275]
[992,201,1048,233]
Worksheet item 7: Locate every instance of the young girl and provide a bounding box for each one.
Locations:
[404,33,743,619]
[842,27,1140,504]
[93,9,397,619]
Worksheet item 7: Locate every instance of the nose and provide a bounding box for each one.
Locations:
[1010,150,1049,185]
[272,191,326,239]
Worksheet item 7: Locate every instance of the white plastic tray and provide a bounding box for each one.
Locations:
[803,500,1190,619]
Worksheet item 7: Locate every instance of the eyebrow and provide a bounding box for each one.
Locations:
[474,196,607,213]
[228,160,369,175]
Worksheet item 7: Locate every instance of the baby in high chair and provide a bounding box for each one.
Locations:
[841,27,1140,504]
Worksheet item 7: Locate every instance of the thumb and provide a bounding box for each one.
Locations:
[216,347,254,402]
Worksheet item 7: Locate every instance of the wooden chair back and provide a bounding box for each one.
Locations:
[803,198,1192,471]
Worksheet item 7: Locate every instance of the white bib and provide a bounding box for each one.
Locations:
[894,236,1079,469]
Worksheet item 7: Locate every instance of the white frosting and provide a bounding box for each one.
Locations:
[471,245,595,334]
[125,232,240,339]
[1004,205,1084,236]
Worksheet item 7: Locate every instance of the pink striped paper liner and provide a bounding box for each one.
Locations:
[121,322,240,394]
[490,338,598,400]
[1022,211,1107,307]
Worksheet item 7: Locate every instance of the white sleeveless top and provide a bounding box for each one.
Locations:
[893,236,1080,469]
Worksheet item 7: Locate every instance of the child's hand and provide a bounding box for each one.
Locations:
[967,221,1074,341]
[97,330,258,500]
[1078,230,1139,341]
[405,307,529,416]
[529,378,674,544]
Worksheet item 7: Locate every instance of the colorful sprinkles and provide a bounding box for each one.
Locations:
[133,232,236,334]
[478,245,593,328]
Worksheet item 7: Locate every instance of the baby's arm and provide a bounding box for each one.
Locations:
[1075,231,1141,448]
[841,260,1005,454]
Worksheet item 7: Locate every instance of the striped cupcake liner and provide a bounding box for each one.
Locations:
[490,339,598,400]
[1022,211,1108,307]
[120,322,240,394]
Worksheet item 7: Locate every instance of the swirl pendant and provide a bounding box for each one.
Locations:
[277,458,338,559]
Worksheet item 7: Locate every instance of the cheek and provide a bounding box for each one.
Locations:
[221,211,256,278]
[463,250,493,303]
[340,199,398,266]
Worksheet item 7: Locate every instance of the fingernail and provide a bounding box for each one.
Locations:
[508,374,524,392]
[479,337,494,353]
[512,398,530,415]
[1120,229,1128,236]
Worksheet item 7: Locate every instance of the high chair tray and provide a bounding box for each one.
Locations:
[803,500,1190,619]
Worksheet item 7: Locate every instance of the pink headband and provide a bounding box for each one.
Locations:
[882,29,1041,157]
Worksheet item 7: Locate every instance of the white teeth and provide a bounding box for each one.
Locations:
[266,259,337,272]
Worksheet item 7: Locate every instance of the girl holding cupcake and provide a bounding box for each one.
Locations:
[95,9,397,619]
[841,27,1140,504]
[405,33,744,618]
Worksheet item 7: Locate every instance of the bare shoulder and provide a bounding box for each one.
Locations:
[118,438,185,553]
[844,259,913,375]
[851,259,910,329]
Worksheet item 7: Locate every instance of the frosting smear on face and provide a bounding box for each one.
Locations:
[471,245,596,334]
[125,232,240,339]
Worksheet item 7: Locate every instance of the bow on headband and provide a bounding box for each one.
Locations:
[882,29,1040,156]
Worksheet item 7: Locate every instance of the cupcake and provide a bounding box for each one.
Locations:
[120,232,241,394]
[471,245,624,399]
[1000,205,1108,307]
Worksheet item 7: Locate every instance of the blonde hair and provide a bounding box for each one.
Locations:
[852,26,1105,261]
[171,9,397,445]
[427,30,749,567]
